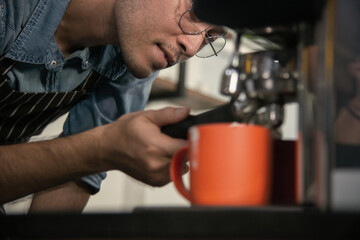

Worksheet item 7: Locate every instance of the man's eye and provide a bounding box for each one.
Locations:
[207,28,227,37]
[207,36,216,43]
[205,32,219,42]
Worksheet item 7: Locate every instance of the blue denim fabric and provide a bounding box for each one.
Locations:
[0,0,157,193]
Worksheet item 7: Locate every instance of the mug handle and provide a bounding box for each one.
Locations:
[170,146,191,201]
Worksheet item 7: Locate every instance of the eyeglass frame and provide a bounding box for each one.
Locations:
[178,8,226,58]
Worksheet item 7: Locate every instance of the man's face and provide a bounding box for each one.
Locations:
[114,0,205,78]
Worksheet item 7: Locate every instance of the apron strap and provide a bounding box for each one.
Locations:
[0,57,16,76]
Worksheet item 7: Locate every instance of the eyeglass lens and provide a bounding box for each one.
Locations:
[196,35,226,58]
[180,8,210,34]
[180,9,226,58]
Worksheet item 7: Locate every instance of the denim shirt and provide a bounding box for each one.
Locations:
[0,0,157,193]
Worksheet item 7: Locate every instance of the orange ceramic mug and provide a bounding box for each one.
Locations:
[170,123,273,206]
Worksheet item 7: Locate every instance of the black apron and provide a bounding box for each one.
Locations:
[0,57,104,144]
[0,57,104,215]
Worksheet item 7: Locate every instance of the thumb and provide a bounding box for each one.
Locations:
[148,107,190,127]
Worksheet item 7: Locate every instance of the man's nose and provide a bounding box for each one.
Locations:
[177,33,204,58]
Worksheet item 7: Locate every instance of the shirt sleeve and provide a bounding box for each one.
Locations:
[62,70,158,194]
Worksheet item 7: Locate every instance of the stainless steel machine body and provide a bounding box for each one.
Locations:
[193,0,360,211]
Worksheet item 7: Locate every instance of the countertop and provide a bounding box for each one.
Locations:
[2,206,360,239]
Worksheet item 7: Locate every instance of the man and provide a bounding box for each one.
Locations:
[0,0,226,213]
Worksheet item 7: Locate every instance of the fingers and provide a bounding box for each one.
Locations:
[147,107,190,127]
[138,107,189,155]
[150,107,190,152]
[123,156,172,187]
[106,107,190,187]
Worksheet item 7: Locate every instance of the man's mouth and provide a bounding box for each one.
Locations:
[157,43,178,67]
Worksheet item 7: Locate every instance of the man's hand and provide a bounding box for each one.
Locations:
[28,107,189,213]
[99,107,190,186]
[0,107,189,205]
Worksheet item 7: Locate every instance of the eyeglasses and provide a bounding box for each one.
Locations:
[179,8,226,58]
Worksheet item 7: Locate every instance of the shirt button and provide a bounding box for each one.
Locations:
[85,61,89,67]
[50,60,57,67]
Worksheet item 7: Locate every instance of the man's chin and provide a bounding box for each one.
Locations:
[127,65,155,79]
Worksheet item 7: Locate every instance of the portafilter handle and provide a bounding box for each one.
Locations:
[161,102,236,139]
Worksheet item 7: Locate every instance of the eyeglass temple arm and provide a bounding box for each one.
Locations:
[205,31,218,56]
[209,42,218,56]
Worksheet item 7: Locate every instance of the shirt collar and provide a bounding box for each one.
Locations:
[89,46,127,80]
[5,0,71,64]
[5,0,128,80]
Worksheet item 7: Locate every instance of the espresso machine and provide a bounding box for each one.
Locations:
[163,0,360,212]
